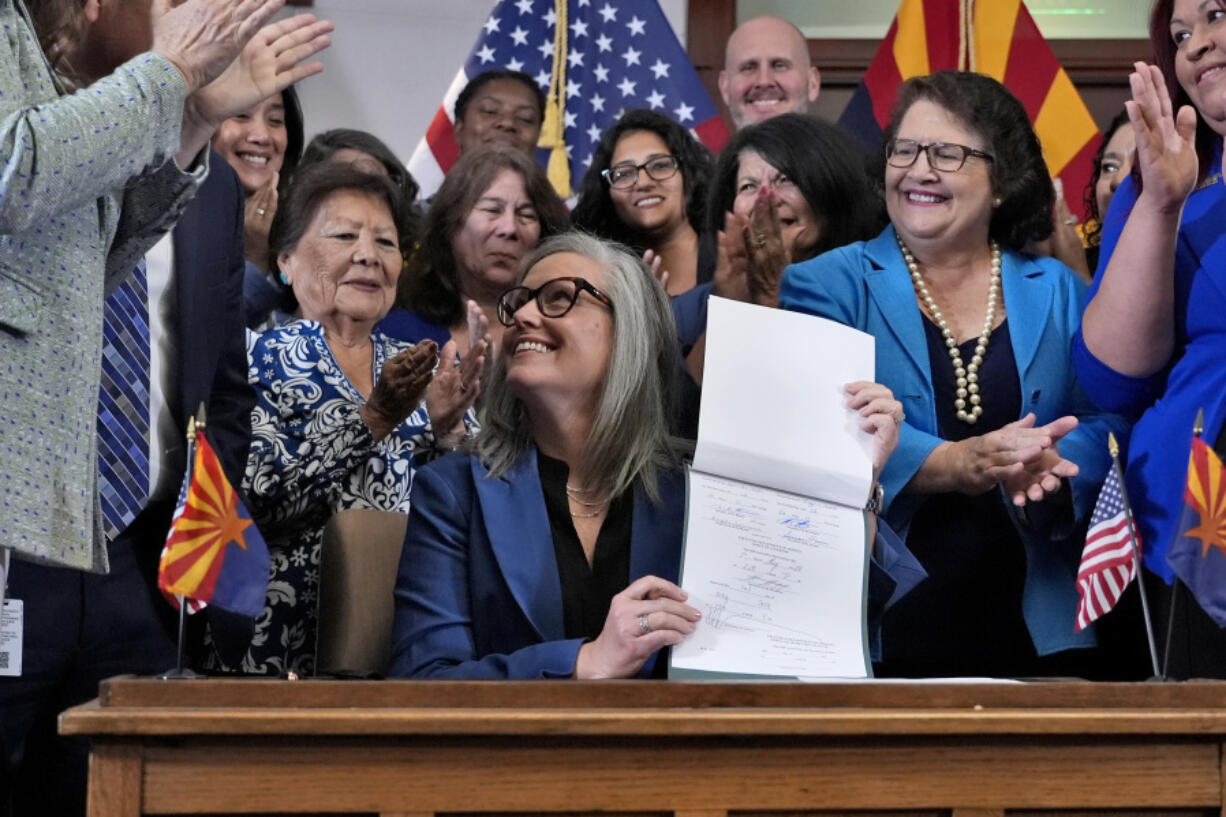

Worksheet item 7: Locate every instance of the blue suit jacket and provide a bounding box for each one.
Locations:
[389,448,685,679]
[779,226,1129,655]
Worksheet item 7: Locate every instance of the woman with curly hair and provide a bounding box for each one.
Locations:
[780,71,1128,678]
[571,109,714,295]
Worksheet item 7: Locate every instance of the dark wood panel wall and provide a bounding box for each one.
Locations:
[686,0,1150,133]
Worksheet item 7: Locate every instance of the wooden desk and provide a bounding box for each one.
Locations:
[61,678,1226,817]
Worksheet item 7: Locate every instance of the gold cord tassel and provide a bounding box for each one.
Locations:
[538,0,571,198]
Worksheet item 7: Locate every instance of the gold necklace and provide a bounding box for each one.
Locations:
[898,237,1002,425]
[565,484,608,507]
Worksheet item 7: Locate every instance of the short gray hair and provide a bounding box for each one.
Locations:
[474,232,680,502]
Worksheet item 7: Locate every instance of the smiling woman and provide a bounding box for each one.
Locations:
[383,147,569,356]
[780,72,1129,679]
[572,109,714,296]
[200,163,488,677]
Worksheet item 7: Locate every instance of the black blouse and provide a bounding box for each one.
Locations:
[878,317,1039,677]
[537,452,633,641]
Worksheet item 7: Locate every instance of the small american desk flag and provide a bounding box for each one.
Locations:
[1075,466,1140,631]
[408,0,728,199]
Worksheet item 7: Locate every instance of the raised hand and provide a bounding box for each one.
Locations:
[152,0,287,95]
[845,381,904,481]
[573,575,701,679]
[1001,416,1081,506]
[743,186,789,306]
[184,14,334,128]
[360,340,438,441]
[1127,62,1199,214]
[244,173,279,271]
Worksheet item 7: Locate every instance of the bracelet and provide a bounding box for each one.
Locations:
[865,481,885,515]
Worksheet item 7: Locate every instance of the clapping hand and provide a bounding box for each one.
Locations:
[360,340,438,441]
[642,249,670,292]
[712,210,751,302]
[425,301,490,449]
[945,413,1078,502]
[244,173,278,271]
[1128,62,1198,215]
[1000,416,1080,507]
[743,186,790,306]
[573,576,701,679]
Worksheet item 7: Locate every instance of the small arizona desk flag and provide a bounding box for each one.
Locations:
[1167,434,1226,627]
[157,425,269,619]
[839,0,1100,219]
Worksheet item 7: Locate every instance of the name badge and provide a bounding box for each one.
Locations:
[0,599,23,677]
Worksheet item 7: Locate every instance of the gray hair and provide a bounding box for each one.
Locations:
[473,232,680,502]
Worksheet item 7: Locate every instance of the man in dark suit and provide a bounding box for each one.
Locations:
[0,156,254,817]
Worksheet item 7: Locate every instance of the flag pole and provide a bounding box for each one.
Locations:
[1160,408,1205,680]
[157,410,204,680]
[1108,431,1160,679]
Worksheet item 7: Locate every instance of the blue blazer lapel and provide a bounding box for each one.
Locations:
[471,448,567,642]
[1000,251,1052,388]
[628,469,686,585]
[863,227,932,388]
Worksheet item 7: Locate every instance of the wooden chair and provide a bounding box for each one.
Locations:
[316,508,408,677]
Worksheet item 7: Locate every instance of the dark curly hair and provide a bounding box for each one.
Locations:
[396,148,569,327]
[453,69,546,123]
[571,109,714,251]
[707,113,884,261]
[881,71,1053,251]
[1150,0,1225,183]
[1081,109,1132,248]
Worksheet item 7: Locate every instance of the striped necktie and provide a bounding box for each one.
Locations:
[97,260,151,541]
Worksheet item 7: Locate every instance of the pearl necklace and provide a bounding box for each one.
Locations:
[898,237,1002,425]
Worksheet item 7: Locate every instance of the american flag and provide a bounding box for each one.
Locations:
[1074,467,1141,631]
[407,0,729,200]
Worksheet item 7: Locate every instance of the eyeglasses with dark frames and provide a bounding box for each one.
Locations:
[496,276,614,327]
[886,139,995,172]
[601,155,680,189]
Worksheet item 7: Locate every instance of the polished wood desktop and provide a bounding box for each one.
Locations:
[61,678,1226,817]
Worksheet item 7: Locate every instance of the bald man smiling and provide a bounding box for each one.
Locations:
[719,15,821,130]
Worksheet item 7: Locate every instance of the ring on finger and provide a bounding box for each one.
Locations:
[637,614,651,635]
[459,383,469,394]
[754,233,768,248]
[1063,216,1078,226]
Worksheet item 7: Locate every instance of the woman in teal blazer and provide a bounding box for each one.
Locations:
[779,72,1128,676]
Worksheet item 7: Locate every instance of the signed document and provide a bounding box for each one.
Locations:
[670,297,877,679]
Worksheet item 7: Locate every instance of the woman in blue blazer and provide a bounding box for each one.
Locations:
[780,72,1129,678]
[389,232,922,679]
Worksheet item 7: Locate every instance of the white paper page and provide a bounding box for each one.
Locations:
[671,470,870,678]
[694,297,877,509]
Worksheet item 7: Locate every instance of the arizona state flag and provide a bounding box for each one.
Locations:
[839,0,1100,220]
[157,428,269,619]
[1168,436,1226,626]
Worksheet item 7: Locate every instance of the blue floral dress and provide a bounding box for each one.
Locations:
[202,320,469,676]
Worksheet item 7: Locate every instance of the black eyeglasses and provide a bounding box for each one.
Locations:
[601,155,680,189]
[886,139,994,172]
[496,276,614,327]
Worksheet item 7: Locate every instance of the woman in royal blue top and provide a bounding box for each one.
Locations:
[1073,0,1226,678]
